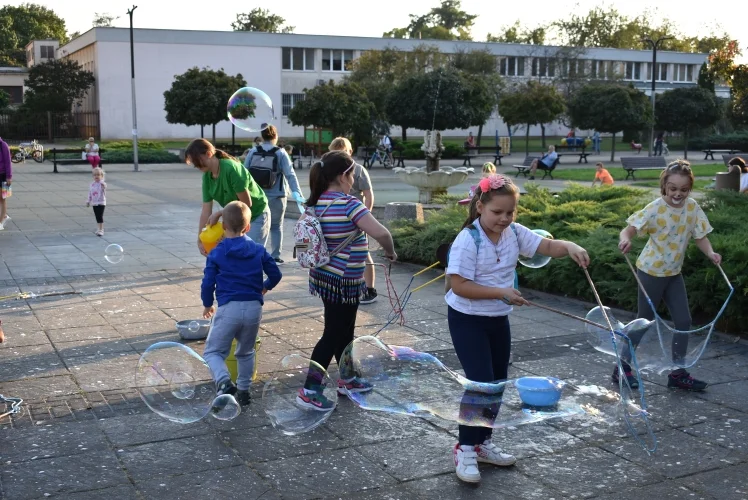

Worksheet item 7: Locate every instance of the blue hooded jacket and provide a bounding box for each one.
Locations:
[201,235,282,308]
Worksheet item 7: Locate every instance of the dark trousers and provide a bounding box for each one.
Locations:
[306,299,359,388]
[448,306,511,446]
[92,205,105,223]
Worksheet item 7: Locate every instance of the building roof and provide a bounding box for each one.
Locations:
[60,27,708,65]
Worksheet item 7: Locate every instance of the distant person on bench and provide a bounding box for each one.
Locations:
[528,146,557,180]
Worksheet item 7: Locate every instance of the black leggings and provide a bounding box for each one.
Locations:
[92,205,105,223]
[305,299,359,388]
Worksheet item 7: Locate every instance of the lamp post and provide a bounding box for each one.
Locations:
[642,36,673,157]
[127,6,139,172]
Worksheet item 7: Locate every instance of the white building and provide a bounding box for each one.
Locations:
[57,28,720,141]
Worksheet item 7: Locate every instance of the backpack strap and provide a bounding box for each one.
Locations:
[314,196,362,257]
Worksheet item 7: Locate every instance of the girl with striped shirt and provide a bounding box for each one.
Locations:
[298,151,397,410]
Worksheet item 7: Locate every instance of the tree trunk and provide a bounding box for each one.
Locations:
[212,123,216,144]
[200,125,204,138]
[401,128,407,142]
[683,131,689,160]
[610,132,616,162]
[525,125,530,155]
[477,124,483,147]
[541,124,546,149]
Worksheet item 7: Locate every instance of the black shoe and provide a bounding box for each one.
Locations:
[274,258,284,263]
[612,366,639,389]
[360,287,378,304]
[236,390,251,406]
[216,379,237,397]
[667,371,708,391]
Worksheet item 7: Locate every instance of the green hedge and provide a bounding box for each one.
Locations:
[391,185,747,333]
[54,148,180,164]
[396,140,465,160]
[689,131,748,151]
[104,140,165,150]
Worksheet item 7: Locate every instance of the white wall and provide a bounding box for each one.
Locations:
[96,41,282,140]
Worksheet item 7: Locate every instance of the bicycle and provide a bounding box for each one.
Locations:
[11,140,44,163]
[369,146,392,169]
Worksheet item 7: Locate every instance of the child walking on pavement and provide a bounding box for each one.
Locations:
[201,201,282,406]
[86,167,106,236]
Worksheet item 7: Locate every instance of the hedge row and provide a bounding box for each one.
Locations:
[54,149,181,164]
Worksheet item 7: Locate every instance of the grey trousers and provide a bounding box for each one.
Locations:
[622,270,691,368]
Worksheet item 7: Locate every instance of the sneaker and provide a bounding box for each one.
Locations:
[612,366,639,389]
[95,230,103,237]
[338,377,373,395]
[360,287,378,304]
[667,371,708,391]
[216,379,237,397]
[453,444,481,483]
[475,439,516,466]
[2,215,10,225]
[236,390,251,406]
[296,387,335,411]
[274,258,284,263]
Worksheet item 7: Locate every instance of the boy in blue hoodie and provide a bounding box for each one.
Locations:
[201,200,282,406]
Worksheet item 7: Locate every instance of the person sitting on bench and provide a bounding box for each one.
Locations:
[528,146,557,180]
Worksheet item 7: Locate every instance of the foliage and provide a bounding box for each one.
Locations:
[383,0,477,40]
[23,60,95,113]
[487,21,545,44]
[395,140,463,159]
[689,132,748,151]
[498,81,565,154]
[567,84,652,162]
[231,8,294,33]
[55,148,180,163]
[93,13,115,27]
[288,80,374,143]
[655,87,722,159]
[541,163,724,182]
[0,89,9,110]
[392,185,748,333]
[105,140,164,150]
[163,67,246,142]
[0,3,68,66]
[729,65,748,127]
[698,63,715,94]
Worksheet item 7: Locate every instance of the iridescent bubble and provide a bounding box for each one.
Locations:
[210,394,241,421]
[227,87,275,133]
[188,321,200,333]
[104,244,124,264]
[262,354,337,435]
[135,342,215,424]
[518,229,553,269]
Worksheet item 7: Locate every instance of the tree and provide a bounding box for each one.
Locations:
[93,13,115,27]
[0,4,68,66]
[487,21,545,44]
[231,9,294,33]
[729,65,748,127]
[23,60,95,113]
[0,89,9,110]
[498,81,565,154]
[288,81,374,144]
[163,67,246,142]
[656,87,721,159]
[383,0,477,41]
[698,63,715,93]
[567,84,652,162]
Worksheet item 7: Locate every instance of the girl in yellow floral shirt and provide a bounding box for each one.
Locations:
[617,160,721,392]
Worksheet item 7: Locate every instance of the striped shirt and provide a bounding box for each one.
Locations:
[446,220,542,317]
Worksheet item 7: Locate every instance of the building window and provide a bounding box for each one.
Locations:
[499,57,524,76]
[282,93,305,117]
[673,63,693,82]
[625,62,642,80]
[531,57,555,78]
[0,86,23,105]
[646,63,668,81]
[321,49,355,72]
[40,45,54,59]
[282,48,315,71]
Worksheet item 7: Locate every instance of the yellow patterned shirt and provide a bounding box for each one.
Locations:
[627,197,712,277]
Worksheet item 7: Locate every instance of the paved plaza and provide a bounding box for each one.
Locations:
[0,162,746,499]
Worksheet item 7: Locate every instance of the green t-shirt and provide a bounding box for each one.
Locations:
[202,158,267,221]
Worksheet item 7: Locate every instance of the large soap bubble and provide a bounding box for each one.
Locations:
[105,244,124,264]
[227,87,275,133]
[210,394,241,421]
[262,354,338,435]
[135,342,216,424]
[518,229,553,269]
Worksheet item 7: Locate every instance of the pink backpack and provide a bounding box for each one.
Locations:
[293,196,361,269]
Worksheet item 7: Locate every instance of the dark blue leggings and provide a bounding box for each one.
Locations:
[448,306,511,446]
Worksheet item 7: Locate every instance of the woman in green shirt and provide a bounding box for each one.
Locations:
[185,139,269,256]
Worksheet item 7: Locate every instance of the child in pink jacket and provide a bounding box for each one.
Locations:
[86,167,106,236]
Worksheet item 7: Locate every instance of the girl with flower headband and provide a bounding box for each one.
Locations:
[447,173,590,484]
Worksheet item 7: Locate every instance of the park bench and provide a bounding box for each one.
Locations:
[513,155,558,180]
[554,145,590,163]
[50,148,106,173]
[620,156,667,180]
[461,146,503,167]
[392,145,406,167]
[703,142,741,161]
[721,153,748,167]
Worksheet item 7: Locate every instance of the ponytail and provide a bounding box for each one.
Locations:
[306,150,355,206]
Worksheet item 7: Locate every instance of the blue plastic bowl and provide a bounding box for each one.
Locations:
[515,377,564,407]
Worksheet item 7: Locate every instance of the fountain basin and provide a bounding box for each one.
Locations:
[393,166,474,203]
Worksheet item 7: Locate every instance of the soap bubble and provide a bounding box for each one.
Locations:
[262,354,337,435]
[188,321,200,333]
[210,394,241,421]
[135,342,215,424]
[518,229,553,269]
[104,244,124,264]
[227,87,275,133]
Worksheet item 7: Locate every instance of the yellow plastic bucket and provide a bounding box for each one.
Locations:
[199,223,224,254]
[226,337,262,382]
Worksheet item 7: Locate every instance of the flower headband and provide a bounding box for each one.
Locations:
[478,174,507,193]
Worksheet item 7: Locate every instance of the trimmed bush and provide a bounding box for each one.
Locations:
[54,148,180,164]
[104,140,165,150]
[689,132,748,151]
[391,185,747,333]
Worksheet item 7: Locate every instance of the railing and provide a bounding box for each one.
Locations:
[0,111,100,141]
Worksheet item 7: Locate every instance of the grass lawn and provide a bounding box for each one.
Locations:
[501,163,725,182]
[630,179,713,190]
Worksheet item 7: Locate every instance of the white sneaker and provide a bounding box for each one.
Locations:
[3,215,10,224]
[475,439,516,466]
[453,444,481,483]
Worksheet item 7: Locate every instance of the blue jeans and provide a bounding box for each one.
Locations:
[448,306,511,446]
[203,300,262,391]
[247,205,270,248]
[267,196,287,259]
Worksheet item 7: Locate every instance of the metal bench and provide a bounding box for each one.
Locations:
[703,144,740,160]
[461,146,503,167]
[513,155,557,180]
[50,148,106,173]
[554,145,590,163]
[620,156,667,180]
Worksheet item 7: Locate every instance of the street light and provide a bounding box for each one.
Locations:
[642,36,673,157]
[127,5,139,172]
